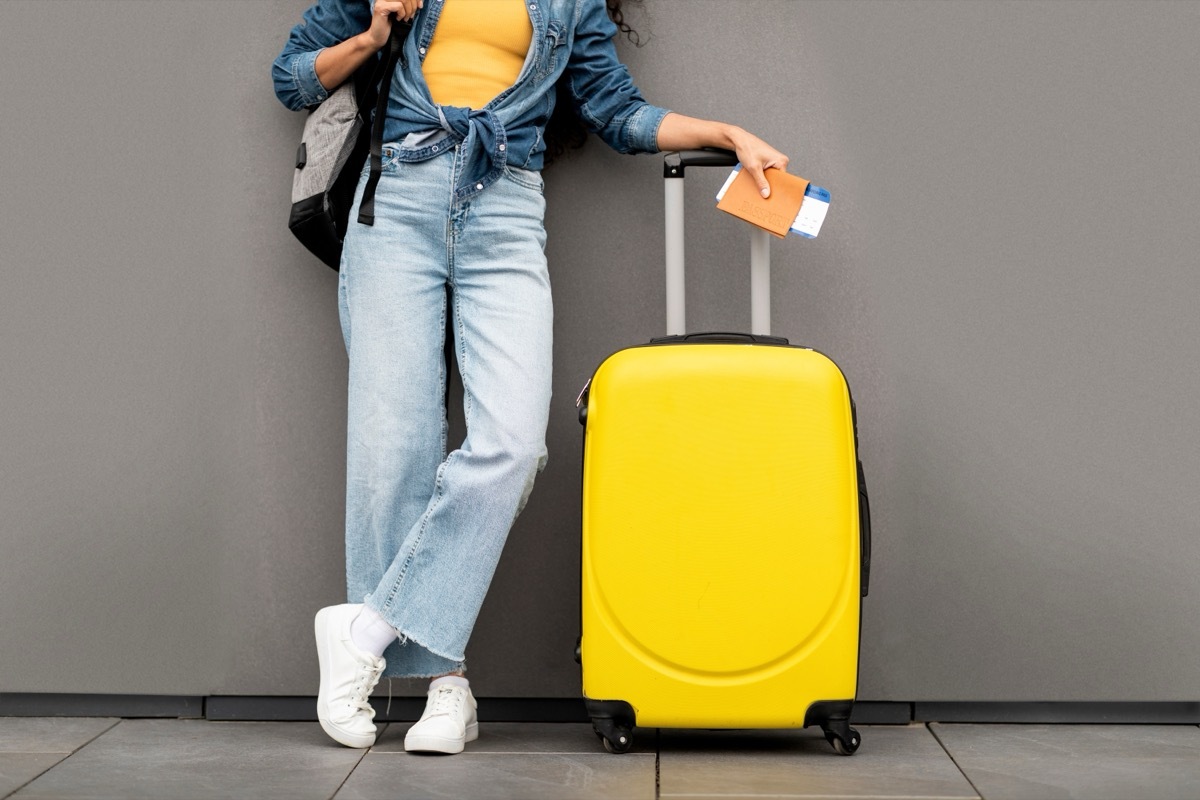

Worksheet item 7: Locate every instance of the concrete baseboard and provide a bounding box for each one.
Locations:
[3,694,1196,725]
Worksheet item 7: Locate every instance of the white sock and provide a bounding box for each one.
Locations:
[350,605,400,658]
[430,675,469,691]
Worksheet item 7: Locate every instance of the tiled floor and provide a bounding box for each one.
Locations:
[3,717,1199,799]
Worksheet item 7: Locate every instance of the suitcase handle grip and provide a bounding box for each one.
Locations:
[649,331,789,346]
[663,148,738,178]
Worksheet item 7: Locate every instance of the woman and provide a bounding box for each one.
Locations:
[273,0,787,754]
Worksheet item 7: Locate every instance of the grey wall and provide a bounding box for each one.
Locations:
[2,0,1197,702]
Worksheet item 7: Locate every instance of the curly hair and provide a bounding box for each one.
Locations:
[543,0,643,165]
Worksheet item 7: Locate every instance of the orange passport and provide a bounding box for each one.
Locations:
[716,167,809,238]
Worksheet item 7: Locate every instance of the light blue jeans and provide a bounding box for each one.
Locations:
[338,146,552,678]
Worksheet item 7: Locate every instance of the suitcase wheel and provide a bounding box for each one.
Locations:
[822,721,861,756]
[596,725,634,754]
[586,699,636,754]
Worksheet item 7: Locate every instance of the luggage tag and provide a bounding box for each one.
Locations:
[715,165,830,239]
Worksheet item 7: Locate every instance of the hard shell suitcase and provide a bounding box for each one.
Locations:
[577,150,871,756]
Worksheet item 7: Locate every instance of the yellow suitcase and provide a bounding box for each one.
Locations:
[577,151,871,756]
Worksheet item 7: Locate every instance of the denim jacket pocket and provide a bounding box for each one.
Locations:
[534,19,567,82]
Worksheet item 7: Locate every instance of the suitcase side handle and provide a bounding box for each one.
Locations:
[858,459,871,597]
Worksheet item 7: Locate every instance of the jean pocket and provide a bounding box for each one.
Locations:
[382,145,404,172]
[360,145,403,177]
[503,166,544,193]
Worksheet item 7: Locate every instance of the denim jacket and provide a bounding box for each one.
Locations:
[273,0,671,200]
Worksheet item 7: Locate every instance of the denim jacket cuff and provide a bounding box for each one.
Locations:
[292,49,330,108]
[627,103,672,154]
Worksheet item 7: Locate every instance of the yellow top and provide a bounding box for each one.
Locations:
[422,0,533,110]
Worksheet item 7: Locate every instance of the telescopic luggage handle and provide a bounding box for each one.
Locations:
[663,149,775,337]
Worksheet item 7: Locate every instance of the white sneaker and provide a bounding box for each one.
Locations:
[404,683,479,754]
[315,604,385,748]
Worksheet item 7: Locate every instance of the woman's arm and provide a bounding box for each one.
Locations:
[271,0,420,110]
[313,0,422,91]
[557,3,787,196]
[656,113,789,199]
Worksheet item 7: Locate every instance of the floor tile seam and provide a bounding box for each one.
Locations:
[657,796,984,800]
[364,750,656,756]
[0,718,124,800]
[11,718,123,755]
[655,728,661,800]
[328,727,380,800]
[925,723,984,800]
[0,752,71,800]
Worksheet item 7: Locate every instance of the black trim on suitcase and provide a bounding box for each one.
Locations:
[649,331,790,346]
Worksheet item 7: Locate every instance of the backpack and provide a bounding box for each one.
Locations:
[288,20,411,270]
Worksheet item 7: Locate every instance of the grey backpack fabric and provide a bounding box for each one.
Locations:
[291,82,362,211]
[288,21,409,270]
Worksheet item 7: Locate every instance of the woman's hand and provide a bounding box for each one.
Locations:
[727,127,789,199]
[316,0,421,90]
[656,113,790,198]
[364,0,423,50]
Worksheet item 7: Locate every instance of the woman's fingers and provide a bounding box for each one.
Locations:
[744,159,787,199]
[365,0,421,48]
[400,0,423,21]
[746,163,772,199]
[734,133,789,198]
[373,0,421,23]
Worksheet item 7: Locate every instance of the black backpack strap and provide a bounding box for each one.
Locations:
[358,19,411,226]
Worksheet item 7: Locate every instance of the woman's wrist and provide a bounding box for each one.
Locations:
[721,124,754,152]
[315,33,383,91]
[657,113,789,196]
[351,31,385,57]
[657,114,741,152]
